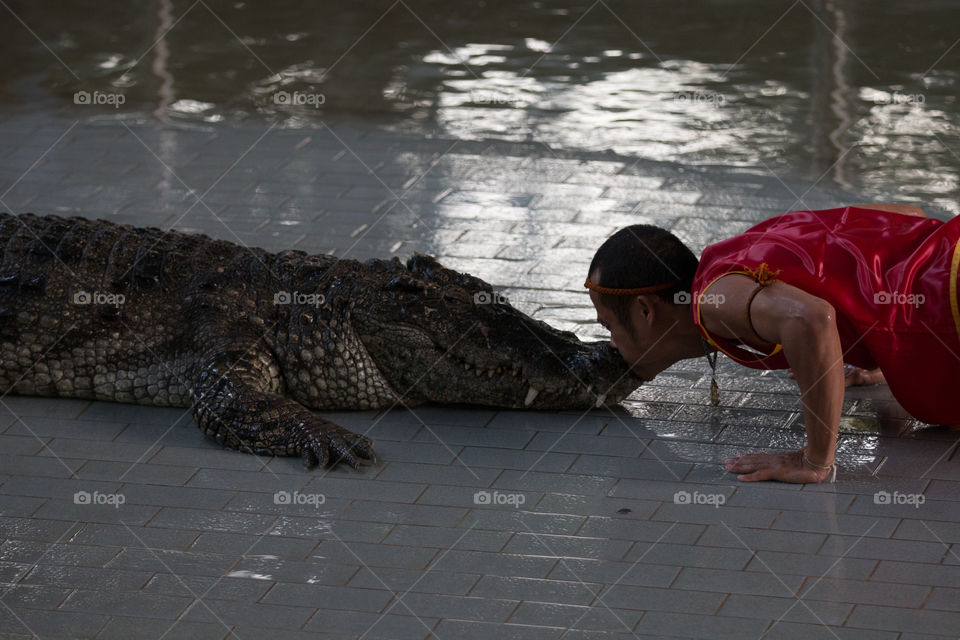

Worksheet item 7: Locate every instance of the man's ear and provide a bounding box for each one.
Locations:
[633,294,657,325]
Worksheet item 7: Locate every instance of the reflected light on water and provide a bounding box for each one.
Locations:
[2,0,959,212]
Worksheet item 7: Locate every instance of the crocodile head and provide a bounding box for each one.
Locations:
[352,254,643,409]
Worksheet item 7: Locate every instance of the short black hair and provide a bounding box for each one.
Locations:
[588,224,699,329]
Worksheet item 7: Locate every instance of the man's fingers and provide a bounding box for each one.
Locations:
[738,468,775,482]
[724,453,781,473]
[725,452,802,480]
[724,458,749,472]
[734,464,826,483]
[726,461,765,474]
[725,448,831,484]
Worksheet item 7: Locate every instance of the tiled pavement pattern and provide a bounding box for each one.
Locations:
[0,111,959,639]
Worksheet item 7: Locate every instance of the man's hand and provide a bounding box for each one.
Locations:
[724,449,835,483]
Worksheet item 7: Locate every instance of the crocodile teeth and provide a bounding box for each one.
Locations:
[595,393,608,408]
[524,387,540,407]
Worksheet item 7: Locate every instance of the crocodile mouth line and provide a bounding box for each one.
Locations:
[447,352,610,408]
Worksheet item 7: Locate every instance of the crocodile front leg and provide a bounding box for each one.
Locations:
[190,345,377,469]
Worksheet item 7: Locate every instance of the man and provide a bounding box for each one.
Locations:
[586,204,959,483]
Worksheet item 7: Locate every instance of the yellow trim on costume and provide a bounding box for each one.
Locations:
[950,236,960,346]
[695,269,784,365]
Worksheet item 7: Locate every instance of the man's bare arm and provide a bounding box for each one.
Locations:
[701,275,842,482]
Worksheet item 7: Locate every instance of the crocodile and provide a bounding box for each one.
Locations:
[0,213,643,468]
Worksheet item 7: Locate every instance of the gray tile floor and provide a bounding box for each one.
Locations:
[0,112,958,638]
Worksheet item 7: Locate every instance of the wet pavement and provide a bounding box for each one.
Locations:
[3,0,960,638]
[0,110,958,639]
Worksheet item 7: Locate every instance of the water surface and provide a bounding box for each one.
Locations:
[2,0,958,210]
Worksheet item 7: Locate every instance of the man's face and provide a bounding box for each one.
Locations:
[589,290,652,378]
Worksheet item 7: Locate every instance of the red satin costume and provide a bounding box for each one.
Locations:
[691,206,960,425]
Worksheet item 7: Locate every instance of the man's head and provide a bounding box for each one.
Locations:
[587,225,698,374]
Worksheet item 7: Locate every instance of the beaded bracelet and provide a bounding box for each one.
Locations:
[802,449,837,483]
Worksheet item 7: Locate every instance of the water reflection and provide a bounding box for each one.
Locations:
[811,0,855,190]
[1,0,958,210]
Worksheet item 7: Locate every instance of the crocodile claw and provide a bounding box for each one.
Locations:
[295,420,377,470]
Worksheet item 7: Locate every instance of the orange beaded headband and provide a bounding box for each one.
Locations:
[583,276,681,295]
